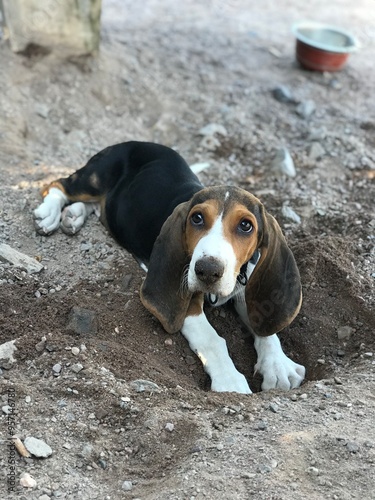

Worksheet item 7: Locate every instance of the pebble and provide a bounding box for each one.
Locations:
[66,306,98,335]
[346,441,360,453]
[281,205,301,224]
[20,472,37,488]
[308,126,327,141]
[35,339,46,352]
[70,362,84,373]
[0,339,17,369]
[307,466,320,476]
[39,495,51,500]
[272,85,293,103]
[164,338,173,346]
[35,102,50,118]
[2,405,12,414]
[269,403,279,413]
[296,100,316,119]
[254,420,267,430]
[71,347,80,356]
[122,480,133,491]
[52,363,62,374]
[270,147,296,177]
[308,142,325,161]
[200,135,221,150]
[165,422,175,432]
[337,326,353,340]
[199,123,228,137]
[25,395,31,403]
[130,379,161,393]
[24,436,53,458]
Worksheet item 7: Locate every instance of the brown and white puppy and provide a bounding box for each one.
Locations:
[34,141,305,393]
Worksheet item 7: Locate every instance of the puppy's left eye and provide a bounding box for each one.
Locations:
[238,219,253,233]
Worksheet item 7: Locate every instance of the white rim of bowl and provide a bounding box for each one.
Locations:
[292,22,359,53]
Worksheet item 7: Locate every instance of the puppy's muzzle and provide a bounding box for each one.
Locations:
[194,257,225,286]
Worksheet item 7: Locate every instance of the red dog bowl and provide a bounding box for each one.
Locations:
[292,22,359,71]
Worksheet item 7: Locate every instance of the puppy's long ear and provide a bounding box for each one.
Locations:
[246,208,302,337]
[140,202,192,334]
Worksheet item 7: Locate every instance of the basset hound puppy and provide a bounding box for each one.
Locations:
[34,141,305,394]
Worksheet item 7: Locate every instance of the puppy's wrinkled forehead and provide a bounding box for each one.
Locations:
[189,186,262,222]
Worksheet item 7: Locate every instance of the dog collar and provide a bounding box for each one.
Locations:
[237,249,260,286]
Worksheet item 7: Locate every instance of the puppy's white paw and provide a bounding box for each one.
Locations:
[61,203,87,235]
[254,334,305,391]
[33,187,67,235]
[211,372,252,394]
[34,202,62,235]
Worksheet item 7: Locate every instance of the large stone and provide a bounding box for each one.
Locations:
[2,0,102,55]
[0,243,43,274]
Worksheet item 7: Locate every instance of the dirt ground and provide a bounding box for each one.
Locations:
[0,0,374,498]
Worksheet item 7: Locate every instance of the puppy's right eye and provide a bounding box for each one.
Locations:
[191,212,204,226]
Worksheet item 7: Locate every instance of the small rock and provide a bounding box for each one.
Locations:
[35,103,50,118]
[185,355,196,365]
[52,363,62,374]
[337,326,353,340]
[296,100,316,119]
[2,405,12,414]
[308,126,327,141]
[346,441,360,453]
[71,347,80,356]
[199,123,228,137]
[255,420,267,430]
[98,458,107,469]
[269,403,279,413]
[164,338,173,346]
[308,142,325,161]
[71,363,84,373]
[0,339,18,369]
[307,466,320,476]
[130,379,161,393]
[66,307,98,336]
[39,495,51,500]
[272,85,293,103]
[199,135,221,151]
[25,395,31,403]
[165,422,175,432]
[35,339,46,352]
[281,205,301,224]
[270,147,296,177]
[122,480,133,491]
[20,472,37,488]
[24,436,53,458]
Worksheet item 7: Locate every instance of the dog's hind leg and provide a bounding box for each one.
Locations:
[33,147,119,235]
[61,202,100,235]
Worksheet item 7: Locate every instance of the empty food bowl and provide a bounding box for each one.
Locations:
[292,21,359,71]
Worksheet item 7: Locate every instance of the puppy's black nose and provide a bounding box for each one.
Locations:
[195,257,224,285]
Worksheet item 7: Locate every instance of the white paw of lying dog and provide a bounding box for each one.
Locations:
[33,187,67,235]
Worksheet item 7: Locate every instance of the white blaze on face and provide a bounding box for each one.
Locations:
[187,213,238,297]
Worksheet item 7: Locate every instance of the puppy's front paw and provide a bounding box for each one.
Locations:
[256,353,305,391]
[211,371,252,394]
[33,202,61,235]
[254,334,305,391]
